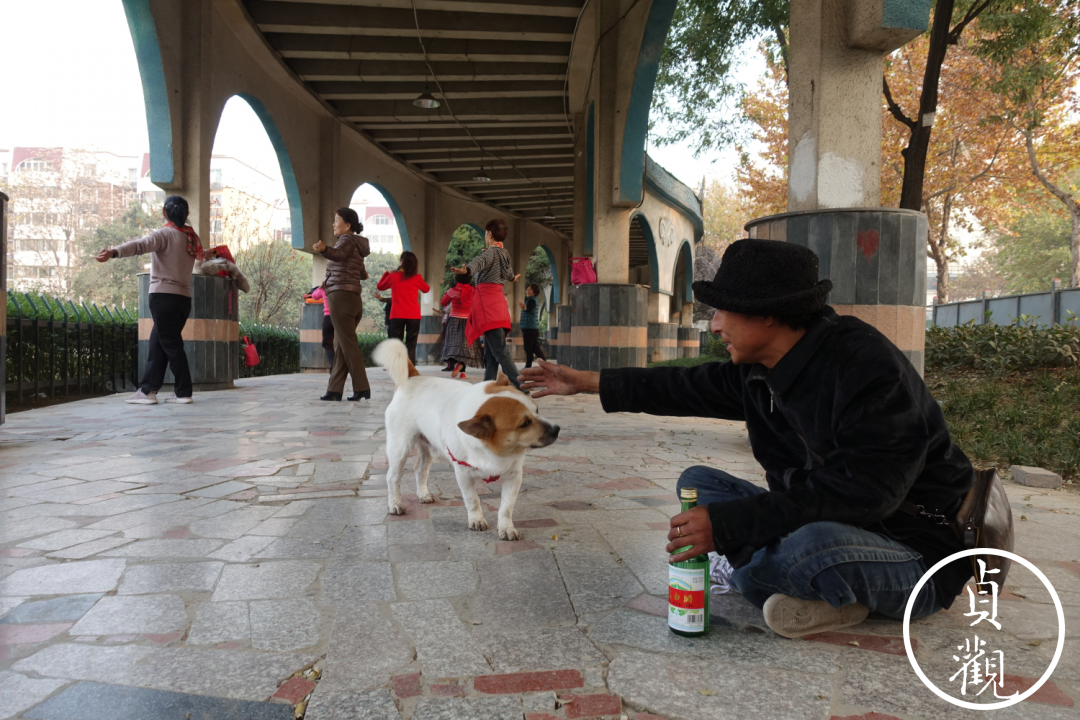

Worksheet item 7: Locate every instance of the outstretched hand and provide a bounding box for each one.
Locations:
[518,359,599,398]
[450,265,466,274]
[513,273,521,282]
[94,248,112,263]
[666,506,715,563]
[313,240,326,253]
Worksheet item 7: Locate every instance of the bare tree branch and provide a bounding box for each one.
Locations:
[883,76,917,130]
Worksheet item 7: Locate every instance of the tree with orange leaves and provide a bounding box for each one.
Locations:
[975,0,1080,287]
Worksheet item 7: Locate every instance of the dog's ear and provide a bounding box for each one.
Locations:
[493,370,511,387]
[458,415,496,439]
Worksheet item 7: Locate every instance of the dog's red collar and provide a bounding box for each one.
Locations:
[446,447,500,483]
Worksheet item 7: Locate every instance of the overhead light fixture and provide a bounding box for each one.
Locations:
[541,207,556,220]
[472,165,491,182]
[413,82,440,109]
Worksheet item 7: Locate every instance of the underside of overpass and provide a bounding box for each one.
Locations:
[107,0,935,380]
[245,0,580,234]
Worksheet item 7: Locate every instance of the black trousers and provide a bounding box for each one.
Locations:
[142,292,192,398]
[321,314,335,368]
[388,318,421,364]
[482,328,521,389]
[521,328,546,367]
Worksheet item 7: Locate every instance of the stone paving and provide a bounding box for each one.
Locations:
[0,367,1078,720]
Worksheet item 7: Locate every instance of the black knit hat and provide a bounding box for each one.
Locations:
[692,240,832,316]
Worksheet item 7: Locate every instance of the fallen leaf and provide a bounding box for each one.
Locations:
[1029,639,1043,646]
[294,700,307,718]
[552,534,558,540]
[700,689,717,696]
[1021,515,1028,520]
[848,640,860,646]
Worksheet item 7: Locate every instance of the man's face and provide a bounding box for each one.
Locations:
[710,310,773,364]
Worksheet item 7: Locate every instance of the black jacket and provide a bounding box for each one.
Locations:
[599,307,973,606]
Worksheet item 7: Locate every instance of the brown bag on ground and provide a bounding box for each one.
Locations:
[900,468,1015,588]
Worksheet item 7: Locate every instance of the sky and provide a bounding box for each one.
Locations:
[0,1,759,204]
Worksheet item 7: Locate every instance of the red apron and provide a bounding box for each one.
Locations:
[465,282,512,345]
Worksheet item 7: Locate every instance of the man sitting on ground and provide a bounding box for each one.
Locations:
[519,240,973,638]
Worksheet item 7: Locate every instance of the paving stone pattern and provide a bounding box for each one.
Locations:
[0,371,1077,719]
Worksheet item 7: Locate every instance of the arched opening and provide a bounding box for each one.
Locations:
[629,214,659,290]
[672,240,693,325]
[212,95,309,326]
[441,224,486,297]
[346,183,410,333]
[524,245,558,333]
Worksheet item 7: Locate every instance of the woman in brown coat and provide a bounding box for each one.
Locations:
[312,207,371,401]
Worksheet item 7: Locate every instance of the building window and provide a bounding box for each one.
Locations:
[211,219,223,234]
[128,168,137,183]
[370,214,392,226]
[210,169,223,189]
[16,158,52,172]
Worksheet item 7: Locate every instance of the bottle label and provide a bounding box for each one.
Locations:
[668,564,706,631]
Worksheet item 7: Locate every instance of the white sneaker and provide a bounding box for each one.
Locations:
[762,593,869,639]
[125,390,157,405]
[163,394,193,404]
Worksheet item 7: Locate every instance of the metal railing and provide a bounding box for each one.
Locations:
[239,323,300,378]
[932,280,1080,327]
[5,292,138,406]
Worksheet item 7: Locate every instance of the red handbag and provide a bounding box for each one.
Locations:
[243,336,261,367]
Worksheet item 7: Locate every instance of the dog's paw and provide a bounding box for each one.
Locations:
[388,501,406,516]
[498,526,521,541]
[468,516,489,531]
[419,493,434,504]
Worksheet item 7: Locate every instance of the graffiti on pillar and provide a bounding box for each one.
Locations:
[856,230,880,260]
[659,217,676,248]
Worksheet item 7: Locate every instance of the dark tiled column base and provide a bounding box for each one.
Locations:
[138,274,239,391]
[414,315,444,365]
[300,302,329,372]
[567,284,648,371]
[647,322,678,363]
[746,208,928,376]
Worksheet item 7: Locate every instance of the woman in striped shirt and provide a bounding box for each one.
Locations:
[450,219,522,389]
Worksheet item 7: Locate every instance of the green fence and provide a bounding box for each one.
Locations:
[5,292,138,407]
[239,323,300,378]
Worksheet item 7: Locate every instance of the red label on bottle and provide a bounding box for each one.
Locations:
[668,587,705,609]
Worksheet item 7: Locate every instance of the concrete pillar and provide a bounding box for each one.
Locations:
[647,292,669,324]
[787,0,884,212]
[0,191,6,425]
[154,0,213,243]
[680,302,694,328]
[420,185,438,318]
[592,0,630,284]
[760,0,932,373]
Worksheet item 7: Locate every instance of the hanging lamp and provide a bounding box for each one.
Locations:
[413,81,440,109]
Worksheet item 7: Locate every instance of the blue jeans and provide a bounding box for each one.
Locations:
[678,466,942,620]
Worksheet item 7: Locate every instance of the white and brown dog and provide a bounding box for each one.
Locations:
[372,338,559,540]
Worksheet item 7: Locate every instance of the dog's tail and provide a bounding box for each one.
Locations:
[373,339,419,388]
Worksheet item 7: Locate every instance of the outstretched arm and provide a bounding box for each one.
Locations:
[518,360,599,398]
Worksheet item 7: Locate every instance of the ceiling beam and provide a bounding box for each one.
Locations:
[249,1,576,41]
[267,33,569,63]
[289,58,566,81]
[258,0,583,19]
[385,140,573,153]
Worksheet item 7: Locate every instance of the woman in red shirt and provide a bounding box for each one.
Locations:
[437,271,482,377]
[377,251,430,364]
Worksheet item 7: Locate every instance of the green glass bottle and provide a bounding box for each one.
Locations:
[668,487,710,636]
